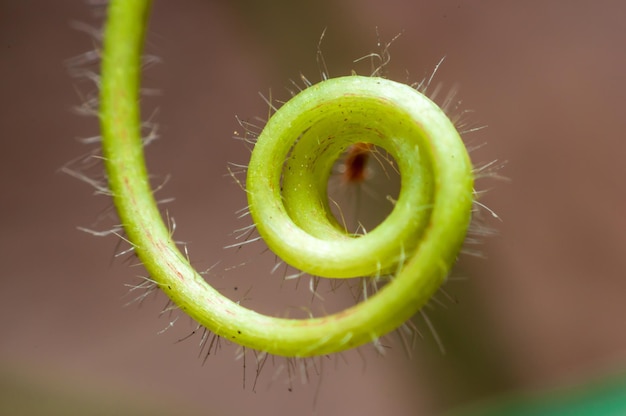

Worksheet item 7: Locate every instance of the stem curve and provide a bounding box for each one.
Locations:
[100,0,474,357]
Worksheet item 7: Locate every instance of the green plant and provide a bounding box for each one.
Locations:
[100,0,474,357]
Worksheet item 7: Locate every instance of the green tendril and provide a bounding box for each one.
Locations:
[100,0,474,357]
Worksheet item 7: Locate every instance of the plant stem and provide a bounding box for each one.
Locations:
[100,0,474,357]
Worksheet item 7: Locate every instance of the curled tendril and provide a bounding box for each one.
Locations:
[100,0,474,357]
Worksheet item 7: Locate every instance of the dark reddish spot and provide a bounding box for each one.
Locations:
[343,143,373,184]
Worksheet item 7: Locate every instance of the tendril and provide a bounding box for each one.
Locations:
[99,0,474,357]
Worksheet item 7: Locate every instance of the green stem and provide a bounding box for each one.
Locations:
[100,0,474,357]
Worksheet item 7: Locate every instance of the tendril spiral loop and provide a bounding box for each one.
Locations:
[99,0,475,357]
[248,76,474,279]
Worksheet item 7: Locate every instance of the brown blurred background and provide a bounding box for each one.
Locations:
[2,0,626,415]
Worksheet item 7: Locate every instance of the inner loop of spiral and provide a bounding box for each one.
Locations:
[247,76,444,279]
